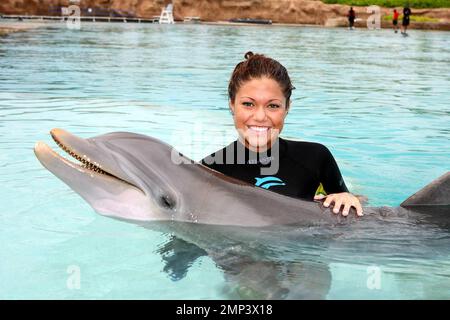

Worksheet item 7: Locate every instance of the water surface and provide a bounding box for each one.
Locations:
[0,21,449,299]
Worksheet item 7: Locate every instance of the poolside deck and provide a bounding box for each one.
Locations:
[1,14,159,24]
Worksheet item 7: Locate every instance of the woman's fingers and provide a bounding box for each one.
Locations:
[355,202,364,217]
[342,203,352,216]
[323,195,335,208]
[322,193,364,217]
[333,199,343,214]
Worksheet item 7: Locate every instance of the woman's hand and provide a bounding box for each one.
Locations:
[314,192,364,217]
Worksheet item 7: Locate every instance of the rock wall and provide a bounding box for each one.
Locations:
[1,0,449,25]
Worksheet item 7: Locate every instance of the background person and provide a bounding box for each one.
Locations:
[348,7,356,29]
[402,5,412,35]
[393,9,400,33]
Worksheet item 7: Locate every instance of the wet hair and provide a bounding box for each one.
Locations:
[228,51,295,109]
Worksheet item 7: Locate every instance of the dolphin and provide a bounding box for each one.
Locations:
[33,128,450,299]
[33,128,449,228]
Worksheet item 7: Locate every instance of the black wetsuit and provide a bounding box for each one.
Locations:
[201,137,349,201]
[348,9,356,28]
[403,7,411,26]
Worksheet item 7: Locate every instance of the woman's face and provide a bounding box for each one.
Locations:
[230,77,289,152]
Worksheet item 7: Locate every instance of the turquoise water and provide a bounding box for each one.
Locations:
[0,21,449,299]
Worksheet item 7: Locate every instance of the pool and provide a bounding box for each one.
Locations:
[0,21,449,299]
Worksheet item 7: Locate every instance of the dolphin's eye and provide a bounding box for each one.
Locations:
[160,195,176,210]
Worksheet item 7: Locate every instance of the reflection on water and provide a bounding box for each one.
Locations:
[0,22,449,299]
[152,213,450,300]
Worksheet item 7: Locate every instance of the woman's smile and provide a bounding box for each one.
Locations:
[248,125,271,135]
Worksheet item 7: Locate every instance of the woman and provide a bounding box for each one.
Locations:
[201,52,363,217]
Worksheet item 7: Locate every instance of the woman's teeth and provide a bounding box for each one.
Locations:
[249,126,270,132]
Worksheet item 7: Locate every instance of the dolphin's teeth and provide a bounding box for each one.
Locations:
[52,135,118,179]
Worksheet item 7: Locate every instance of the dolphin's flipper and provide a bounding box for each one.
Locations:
[401,172,450,207]
[157,236,208,281]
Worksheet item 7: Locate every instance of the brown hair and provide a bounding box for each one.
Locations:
[228,51,295,108]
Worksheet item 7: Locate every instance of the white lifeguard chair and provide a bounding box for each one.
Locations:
[159,3,175,24]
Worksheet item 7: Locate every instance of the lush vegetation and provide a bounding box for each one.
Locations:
[322,0,450,8]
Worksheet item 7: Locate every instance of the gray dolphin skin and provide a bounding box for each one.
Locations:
[34,129,450,299]
[34,128,449,228]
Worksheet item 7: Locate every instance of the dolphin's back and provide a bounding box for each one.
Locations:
[188,165,450,228]
[187,162,339,227]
